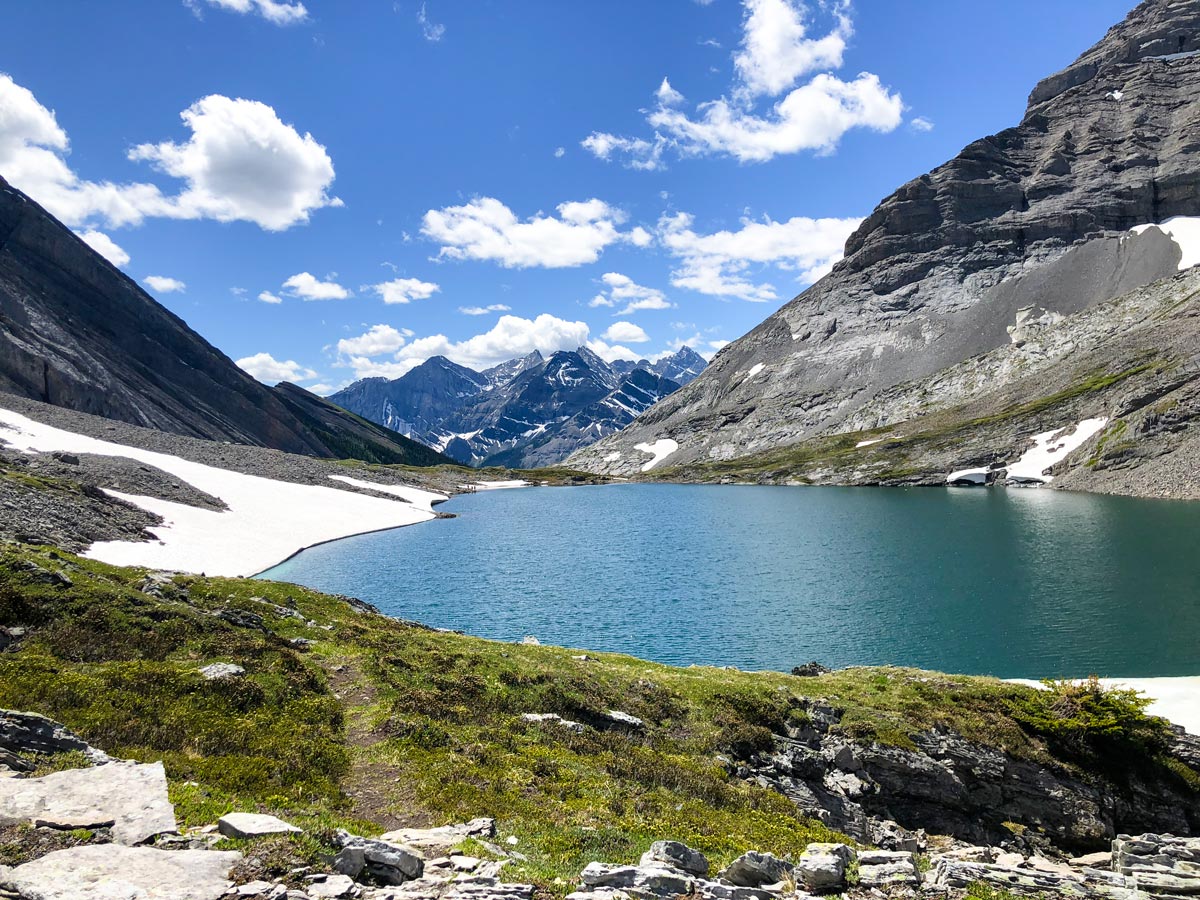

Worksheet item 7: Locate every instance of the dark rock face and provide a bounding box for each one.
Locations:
[330,347,701,468]
[570,0,1200,476]
[0,177,447,467]
[745,701,1200,855]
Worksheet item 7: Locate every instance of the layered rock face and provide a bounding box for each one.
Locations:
[570,0,1200,476]
[0,177,447,466]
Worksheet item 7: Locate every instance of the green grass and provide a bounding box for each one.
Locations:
[0,545,1191,891]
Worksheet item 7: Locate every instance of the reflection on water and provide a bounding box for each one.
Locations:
[259,484,1200,677]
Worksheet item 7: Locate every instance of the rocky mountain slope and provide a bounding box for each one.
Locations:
[569,0,1200,490]
[0,176,447,467]
[331,347,705,468]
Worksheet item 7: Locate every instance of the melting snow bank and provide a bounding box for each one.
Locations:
[1132,216,1200,270]
[0,409,445,577]
[1006,417,1108,483]
[634,439,679,472]
[1008,677,1200,735]
[458,480,530,490]
[947,417,1108,486]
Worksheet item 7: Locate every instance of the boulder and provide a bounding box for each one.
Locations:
[0,760,175,845]
[601,711,645,731]
[695,883,777,900]
[1114,833,1200,896]
[0,844,240,900]
[720,852,794,888]
[199,662,245,680]
[378,817,495,857]
[639,840,709,876]
[856,849,920,886]
[0,709,110,763]
[932,857,1130,898]
[335,831,424,885]
[580,862,694,897]
[790,662,830,678]
[794,843,852,892]
[217,812,302,840]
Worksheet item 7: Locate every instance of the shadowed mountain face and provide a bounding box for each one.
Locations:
[569,0,1200,476]
[0,176,448,467]
[330,347,704,468]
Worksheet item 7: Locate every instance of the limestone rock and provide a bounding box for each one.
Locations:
[856,849,919,887]
[932,856,1130,898]
[720,852,794,888]
[1114,833,1200,896]
[199,663,245,680]
[306,873,358,898]
[638,841,709,876]
[794,843,852,892]
[335,831,423,885]
[580,863,694,897]
[0,709,109,764]
[0,844,239,900]
[600,711,644,731]
[0,760,175,845]
[378,818,495,858]
[521,713,585,734]
[217,812,302,840]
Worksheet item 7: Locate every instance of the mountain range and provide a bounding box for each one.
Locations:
[0,175,449,468]
[330,346,706,468]
[569,0,1200,498]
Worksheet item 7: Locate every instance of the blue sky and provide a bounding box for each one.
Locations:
[2,0,1134,392]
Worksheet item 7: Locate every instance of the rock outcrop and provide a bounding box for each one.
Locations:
[0,177,448,467]
[569,0,1200,483]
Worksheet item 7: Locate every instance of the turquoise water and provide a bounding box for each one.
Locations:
[259,484,1200,677]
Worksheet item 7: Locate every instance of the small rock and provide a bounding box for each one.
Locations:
[601,710,644,731]
[520,636,540,645]
[721,852,794,888]
[305,873,357,898]
[790,662,830,677]
[857,849,920,887]
[379,818,496,858]
[335,831,423,885]
[1069,851,1112,869]
[795,843,853,892]
[450,855,481,871]
[218,813,302,840]
[580,862,695,896]
[639,841,710,876]
[218,609,265,630]
[506,836,519,846]
[199,662,245,680]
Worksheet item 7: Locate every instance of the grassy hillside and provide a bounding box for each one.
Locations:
[0,545,1187,888]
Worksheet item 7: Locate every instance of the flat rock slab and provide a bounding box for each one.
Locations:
[0,761,176,845]
[0,844,240,900]
[218,812,301,839]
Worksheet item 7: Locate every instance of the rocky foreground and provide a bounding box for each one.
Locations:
[1,713,1197,900]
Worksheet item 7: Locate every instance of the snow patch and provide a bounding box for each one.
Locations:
[1006,417,1108,484]
[328,475,447,512]
[1105,89,1125,101]
[1131,216,1200,270]
[633,439,679,472]
[855,439,882,448]
[0,409,438,577]
[947,467,990,485]
[459,480,530,491]
[746,363,765,378]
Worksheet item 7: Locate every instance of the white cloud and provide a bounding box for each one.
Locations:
[282,272,350,301]
[190,0,309,25]
[340,313,592,378]
[368,277,440,304]
[74,230,129,267]
[144,275,186,293]
[422,196,648,268]
[0,75,340,232]
[129,95,341,231]
[236,352,318,384]
[417,3,445,41]
[603,321,650,344]
[659,211,861,301]
[734,0,850,97]
[554,147,566,158]
[910,116,934,132]
[459,304,511,316]
[586,339,641,364]
[589,272,674,315]
[258,290,283,304]
[337,324,411,357]
[709,339,731,351]
[582,0,901,166]
[306,382,337,395]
